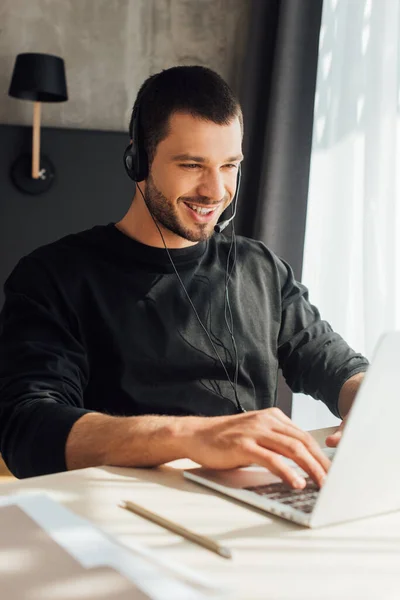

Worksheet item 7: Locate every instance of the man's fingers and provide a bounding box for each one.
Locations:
[266,407,305,430]
[264,408,331,470]
[245,443,307,489]
[269,420,331,473]
[325,422,344,447]
[259,432,327,487]
[325,431,342,447]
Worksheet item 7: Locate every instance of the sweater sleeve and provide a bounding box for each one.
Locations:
[0,256,92,478]
[275,256,369,417]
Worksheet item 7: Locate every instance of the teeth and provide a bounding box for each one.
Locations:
[186,204,215,215]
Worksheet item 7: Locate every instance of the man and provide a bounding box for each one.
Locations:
[0,66,368,484]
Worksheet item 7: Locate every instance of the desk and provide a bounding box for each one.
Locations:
[1,427,399,600]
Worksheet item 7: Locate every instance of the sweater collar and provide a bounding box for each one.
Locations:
[105,223,208,271]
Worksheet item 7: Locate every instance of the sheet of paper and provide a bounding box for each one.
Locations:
[0,494,221,600]
[0,505,151,599]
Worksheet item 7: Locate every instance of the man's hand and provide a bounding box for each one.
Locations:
[184,408,330,490]
[66,408,332,491]
[325,415,348,448]
[324,372,366,449]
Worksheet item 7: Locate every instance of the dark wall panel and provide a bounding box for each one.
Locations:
[0,124,133,307]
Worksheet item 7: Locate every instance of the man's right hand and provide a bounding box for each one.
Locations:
[184,407,330,489]
[66,408,330,488]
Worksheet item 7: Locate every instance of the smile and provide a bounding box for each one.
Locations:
[184,203,218,215]
[182,201,221,223]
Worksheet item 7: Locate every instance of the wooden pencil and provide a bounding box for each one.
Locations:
[120,499,232,559]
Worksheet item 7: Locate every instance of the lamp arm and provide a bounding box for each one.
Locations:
[32,101,41,179]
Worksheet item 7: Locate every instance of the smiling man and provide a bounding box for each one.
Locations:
[118,111,242,246]
[0,66,368,484]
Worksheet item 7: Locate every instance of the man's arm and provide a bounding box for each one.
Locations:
[66,407,332,490]
[0,256,92,478]
[337,371,365,418]
[325,371,365,447]
[65,412,187,470]
[275,256,369,416]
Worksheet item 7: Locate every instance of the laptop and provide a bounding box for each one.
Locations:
[184,331,400,528]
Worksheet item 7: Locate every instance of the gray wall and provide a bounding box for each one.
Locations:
[0,0,249,131]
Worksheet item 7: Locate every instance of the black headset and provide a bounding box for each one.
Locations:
[123,81,245,413]
[124,102,149,182]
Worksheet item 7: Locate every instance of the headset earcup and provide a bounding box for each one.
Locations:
[123,143,148,182]
[123,145,136,181]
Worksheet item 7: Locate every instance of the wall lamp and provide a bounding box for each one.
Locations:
[8,52,68,194]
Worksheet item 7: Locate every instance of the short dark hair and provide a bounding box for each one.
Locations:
[129,66,243,164]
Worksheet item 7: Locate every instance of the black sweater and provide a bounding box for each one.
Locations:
[0,224,369,478]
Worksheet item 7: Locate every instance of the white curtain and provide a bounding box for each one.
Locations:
[292,0,400,430]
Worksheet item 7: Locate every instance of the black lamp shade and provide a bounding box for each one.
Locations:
[8,53,68,102]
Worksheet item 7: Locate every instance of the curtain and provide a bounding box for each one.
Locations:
[236,0,323,416]
[293,0,400,430]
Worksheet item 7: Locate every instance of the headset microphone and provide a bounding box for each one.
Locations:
[214,165,241,234]
[214,208,236,234]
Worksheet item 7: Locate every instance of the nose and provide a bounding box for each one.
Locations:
[197,169,226,202]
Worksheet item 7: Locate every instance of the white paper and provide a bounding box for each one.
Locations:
[0,493,223,600]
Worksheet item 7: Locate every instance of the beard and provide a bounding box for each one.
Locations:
[143,174,227,243]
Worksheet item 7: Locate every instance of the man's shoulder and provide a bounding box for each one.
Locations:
[16,224,112,274]
[29,224,110,263]
[208,234,294,293]
[6,224,111,291]
[210,233,279,265]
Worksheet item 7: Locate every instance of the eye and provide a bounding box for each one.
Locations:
[224,164,239,170]
[180,163,201,169]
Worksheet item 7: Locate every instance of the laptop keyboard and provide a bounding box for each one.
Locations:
[243,478,320,514]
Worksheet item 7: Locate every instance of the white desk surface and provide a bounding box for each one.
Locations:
[1,426,399,600]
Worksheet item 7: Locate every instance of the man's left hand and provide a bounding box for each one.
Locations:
[325,415,348,447]
[324,372,366,448]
